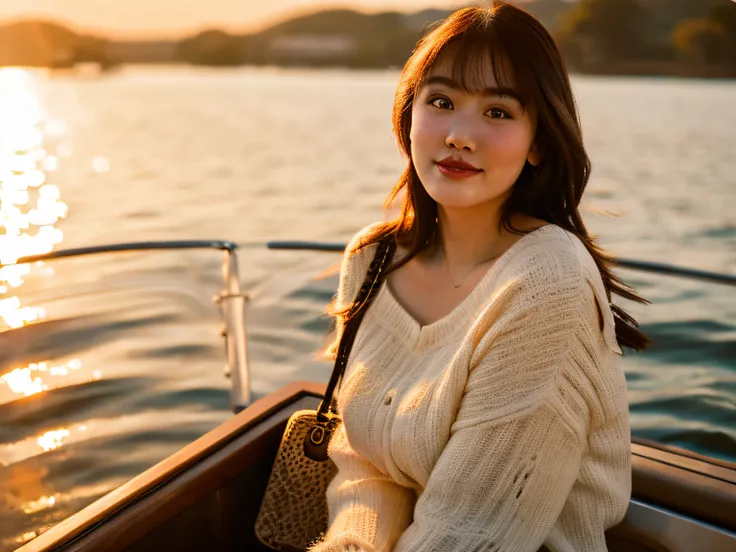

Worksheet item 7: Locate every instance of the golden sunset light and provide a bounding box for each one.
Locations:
[0,68,69,329]
[0,359,84,398]
[0,0,464,38]
[0,2,734,551]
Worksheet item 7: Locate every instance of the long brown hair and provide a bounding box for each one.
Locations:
[335,1,650,352]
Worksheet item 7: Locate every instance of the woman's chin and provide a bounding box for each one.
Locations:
[422,182,490,209]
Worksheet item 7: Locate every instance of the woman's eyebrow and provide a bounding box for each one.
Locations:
[424,75,522,104]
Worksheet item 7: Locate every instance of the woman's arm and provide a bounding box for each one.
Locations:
[394,250,630,552]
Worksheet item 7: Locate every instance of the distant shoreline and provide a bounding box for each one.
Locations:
[5,2,736,81]
[41,60,736,81]
[568,60,736,80]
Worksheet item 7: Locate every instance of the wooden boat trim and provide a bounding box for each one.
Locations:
[631,441,736,485]
[632,436,736,473]
[53,394,317,551]
[630,447,736,531]
[16,381,325,552]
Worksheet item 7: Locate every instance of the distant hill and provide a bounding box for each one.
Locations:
[235,9,426,67]
[0,20,78,66]
[626,0,721,41]
[520,0,576,30]
[640,0,715,18]
[256,9,407,39]
[1,1,733,77]
[249,1,571,38]
[179,2,572,68]
[0,19,115,66]
[402,9,455,32]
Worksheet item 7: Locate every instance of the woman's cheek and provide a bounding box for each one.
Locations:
[411,112,438,152]
[482,125,531,162]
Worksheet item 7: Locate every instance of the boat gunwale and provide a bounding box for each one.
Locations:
[14,381,325,552]
[631,440,736,484]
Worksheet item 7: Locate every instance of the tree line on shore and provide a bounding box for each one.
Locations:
[1,0,734,77]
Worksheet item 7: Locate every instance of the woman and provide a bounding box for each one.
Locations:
[313,3,650,551]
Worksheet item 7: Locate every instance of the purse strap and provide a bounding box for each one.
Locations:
[317,235,396,421]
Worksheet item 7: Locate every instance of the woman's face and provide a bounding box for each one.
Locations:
[410,52,540,210]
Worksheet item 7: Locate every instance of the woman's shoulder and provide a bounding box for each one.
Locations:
[503,224,611,280]
[341,220,388,275]
[507,224,623,355]
[498,224,586,291]
[337,221,388,301]
[345,220,386,256]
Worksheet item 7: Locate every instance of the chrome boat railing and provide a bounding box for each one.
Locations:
[267,240,736,287]
[3,239,734,414]
[5,240,251,412]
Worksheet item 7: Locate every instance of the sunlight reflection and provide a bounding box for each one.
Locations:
[0,358,83,397]
[0,410,224,468]
[0,422,88,467]
[37,428,71,452]
[21,494,58,514]
[12,480,123,542]
[91,156,110,173]
[16,532,38,546]
[0,68,69,330]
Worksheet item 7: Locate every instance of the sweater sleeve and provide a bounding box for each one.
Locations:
[312,223,416,552]
[394,250,628,552]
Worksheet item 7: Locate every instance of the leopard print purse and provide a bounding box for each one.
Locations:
[255,236,396,551]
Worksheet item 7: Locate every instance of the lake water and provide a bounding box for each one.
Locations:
[0,66,734,549]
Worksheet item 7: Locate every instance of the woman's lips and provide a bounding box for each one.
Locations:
[435,162,483,179]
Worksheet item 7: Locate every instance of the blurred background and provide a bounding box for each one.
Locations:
[0,0,734,549]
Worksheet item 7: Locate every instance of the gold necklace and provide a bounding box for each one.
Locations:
[447,250,504,289]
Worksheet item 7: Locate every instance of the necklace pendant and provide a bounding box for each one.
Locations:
[447,250,503,290]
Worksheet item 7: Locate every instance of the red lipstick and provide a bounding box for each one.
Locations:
[435,157,482,179]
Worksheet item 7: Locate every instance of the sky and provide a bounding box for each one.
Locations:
[0,0,470,39]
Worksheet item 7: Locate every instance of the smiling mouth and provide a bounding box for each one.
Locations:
[434,161,483,178]
[436,163,482,172]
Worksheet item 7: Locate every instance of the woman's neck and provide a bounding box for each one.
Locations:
[432,206,508,267]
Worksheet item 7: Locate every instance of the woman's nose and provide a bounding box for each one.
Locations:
[445,124,476,152]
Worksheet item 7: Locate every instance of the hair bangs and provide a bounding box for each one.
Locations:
[420,26,535,111]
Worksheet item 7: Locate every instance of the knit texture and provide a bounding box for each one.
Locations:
[310,223,631,552]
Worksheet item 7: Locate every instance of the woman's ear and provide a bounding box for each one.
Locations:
[527,142,542,167]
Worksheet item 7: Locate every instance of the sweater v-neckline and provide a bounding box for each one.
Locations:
[378,224,558,354]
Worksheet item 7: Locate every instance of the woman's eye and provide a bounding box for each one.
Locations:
[487,108,511,119]
[429,97,452,110]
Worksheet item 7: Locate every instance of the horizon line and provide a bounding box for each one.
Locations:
[0,2,464,41]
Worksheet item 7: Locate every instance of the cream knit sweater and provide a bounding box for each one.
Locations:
[311,223,631,552]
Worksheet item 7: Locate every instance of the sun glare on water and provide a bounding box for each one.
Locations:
[0,68,68,329]
[0,68,74,399]
[0,359,85,397]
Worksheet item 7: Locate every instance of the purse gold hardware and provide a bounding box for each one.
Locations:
[310,426,325,446]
